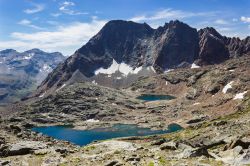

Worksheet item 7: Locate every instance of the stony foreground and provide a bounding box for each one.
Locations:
[0,99,250,166]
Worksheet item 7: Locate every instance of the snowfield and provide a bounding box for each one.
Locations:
[233,91,248,100]
[191,63,200,69]
[222,81,234,94]
[94,59,143,76]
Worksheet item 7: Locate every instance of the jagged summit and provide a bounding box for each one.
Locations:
[36,20,250,95]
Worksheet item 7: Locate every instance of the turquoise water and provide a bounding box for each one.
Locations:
[32,124,182,146]
[136,94,176,101]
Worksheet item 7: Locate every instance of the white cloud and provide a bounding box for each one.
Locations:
[130,9,217,22]
[241,16,250,23]
[18,19,31,25]
[59,1,88,15]
[18,19,45,30]
[24,3,44,14]
[51,13,61,17]
[0,19,107,56]
[59,1,75,11]
[214,19,229,25]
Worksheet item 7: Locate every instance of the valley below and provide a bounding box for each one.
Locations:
[0,55,249,166]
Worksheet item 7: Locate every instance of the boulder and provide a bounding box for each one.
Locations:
[185,88,198,100]
[187,70,206,86]
[179,147,211,158]
[55,147,68,154]
[7,141,47,156]
[22,122,35,128]
[186,116,207,124]
[104,160,119,166]
[160,141,178,150]
[0,137,5,145]
[150,138,166,146]
[9,117,23,122]
[0,160,10,166]
[9,125,22,134]
[206,83,220,94]
[224,139,250,150]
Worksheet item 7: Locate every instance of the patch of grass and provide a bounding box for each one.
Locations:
[83,145,96,151]
[148,161,154,166]
[158,156,167,165]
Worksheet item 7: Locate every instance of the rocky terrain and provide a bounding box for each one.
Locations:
[0,54,249,165]
[0,49,64,109]
[36,20,250,97]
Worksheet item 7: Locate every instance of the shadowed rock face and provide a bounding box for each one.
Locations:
[198,27,230,65]
[38,20,250,93]
[154,21,199,70]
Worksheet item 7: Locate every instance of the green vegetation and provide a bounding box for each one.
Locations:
[148,161,155,166]
[158,156,167,165]
[83,145,96,152]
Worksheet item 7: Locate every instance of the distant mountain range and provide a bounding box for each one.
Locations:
[0,48,65,105]
[36,20,250,96]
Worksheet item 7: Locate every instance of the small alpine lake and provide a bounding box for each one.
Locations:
[136,94,176,101]
[32,123,182,146]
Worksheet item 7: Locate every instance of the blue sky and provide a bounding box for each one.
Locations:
[0,0,249,56]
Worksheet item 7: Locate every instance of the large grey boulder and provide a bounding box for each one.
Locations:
[7,141,47,156]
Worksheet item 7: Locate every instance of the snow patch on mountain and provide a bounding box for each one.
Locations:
[164,69,174,73]
[222,81,234,94]
[23,53,34,60]
[92,80,98,85]
[86,119,100,123]
[39,91,46,98]
[191,63,200,69]
[56,84,66,92]
[40,64,52,73]
[146,66,156,73]
[95,59,143,76]
[233,91,248,100]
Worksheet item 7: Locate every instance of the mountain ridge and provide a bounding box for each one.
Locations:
[0,48,65,105]
[37,20,250,96]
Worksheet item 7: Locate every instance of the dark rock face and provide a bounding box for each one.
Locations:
[41,20,154,88]
[224,36,250,58]
[38,20,250,93]
[154,21,199,70]
[198,27,230,65]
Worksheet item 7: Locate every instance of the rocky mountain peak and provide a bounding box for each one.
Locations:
[154,20,199,70]
[36,20,250,95]
[197,27,230,65]
[199,27,223,39]
[24,48,44,54]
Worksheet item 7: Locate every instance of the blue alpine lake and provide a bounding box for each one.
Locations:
[136,94,176,101]
[32,123,182,146]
